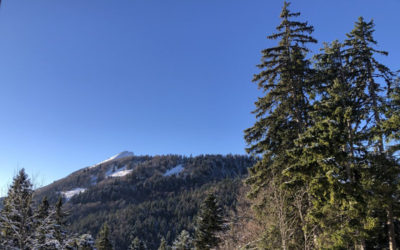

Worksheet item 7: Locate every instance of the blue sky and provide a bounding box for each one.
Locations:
[0,0,399,193]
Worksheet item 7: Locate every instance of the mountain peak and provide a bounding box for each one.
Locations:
[91,151,134,168]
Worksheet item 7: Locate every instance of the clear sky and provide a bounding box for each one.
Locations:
[0,0,399,193]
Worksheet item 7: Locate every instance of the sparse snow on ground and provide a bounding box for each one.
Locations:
[106,165,133,178]
[62,188,86,200]
[163,164,184,176]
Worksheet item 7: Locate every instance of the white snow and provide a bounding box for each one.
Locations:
[110,169,133,177]
[106,165,133,178]
[89,151,134,169]
[163,164,184,177]
[61,188,86,200]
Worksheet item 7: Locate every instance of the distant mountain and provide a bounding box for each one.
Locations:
[33,153,255,249]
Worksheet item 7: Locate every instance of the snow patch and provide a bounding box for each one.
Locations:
[106,165,133,178]
[163,164,184,177]
[62,188,86,200]
[89,151,134,169]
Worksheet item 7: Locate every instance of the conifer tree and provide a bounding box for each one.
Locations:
[96,222,113,250]
[36,197,50,220]
[288,40,377,248]
[244,1,317,248]
[158,237,170,250]
[54,196,68,245]
[32,196,63,249]
[344,17,398,250]
[129,236,147,250]
[172,230,193,250]
[33,197,50,247]
[76,233,96,250]
[245,0,317,158]
[0,169,35,249]
[194,194,224,250]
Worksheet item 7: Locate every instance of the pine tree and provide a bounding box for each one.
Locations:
[194,194,224,250]
[36,197,50,220]
[158,237,170,250]
[54,196,68,245]
[129,236,147,250]
[32,196,63,249]
[95,222,113,250]
[33,197,50,247]
[172,230,193,250]
[0,169,35,249]
[76,233,96,250]
[287,40,377,248]
[344,17,398,250]
[244,1,317,248]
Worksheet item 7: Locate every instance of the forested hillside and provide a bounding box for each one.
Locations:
[32,154,254,249]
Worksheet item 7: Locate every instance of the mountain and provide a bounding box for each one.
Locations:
[33,153,255,249]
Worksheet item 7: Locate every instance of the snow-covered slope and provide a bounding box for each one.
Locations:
[106,165,133,178]
[62,188,86,200]
[90,151,134,168]
[163,164,184,176]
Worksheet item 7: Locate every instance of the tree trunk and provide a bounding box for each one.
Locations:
[387,204,397,250]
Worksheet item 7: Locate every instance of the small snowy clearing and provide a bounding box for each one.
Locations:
[106,165,133,178]
[163,164,184,177]
[62,188,86,200]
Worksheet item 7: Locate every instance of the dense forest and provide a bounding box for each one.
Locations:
[1,1,400,249]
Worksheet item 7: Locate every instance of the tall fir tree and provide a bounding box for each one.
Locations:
[96,222,114,250]
[54,196,68,244]
[194,194,224,250]
[244,1,317,248]
[172,230,193,250]
[32,196,63,249]
[0,169,35,249]
[292,39,381,248]
[344,17,398,250]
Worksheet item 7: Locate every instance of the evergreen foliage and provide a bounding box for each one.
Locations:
[245,1,399,249]
[74,234,96,250]
[244,1,318,248]
[194,194,224,250]
[158,237,170,250]
[129,236,147,250]
[0,169,96,250]
[54,196,68,245]
[0,169,35,249]
[343,17,398,250]
[172,230,193,250]
[96,222,114,250]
